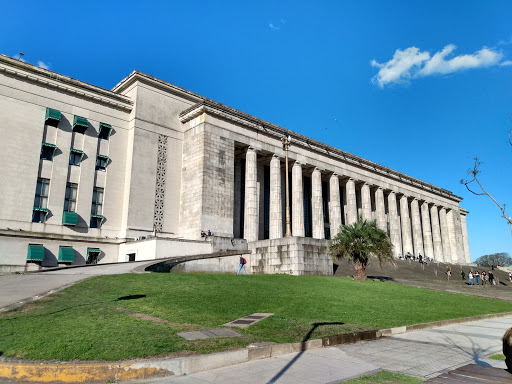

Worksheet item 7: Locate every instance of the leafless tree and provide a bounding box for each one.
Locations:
[461,157,512,237]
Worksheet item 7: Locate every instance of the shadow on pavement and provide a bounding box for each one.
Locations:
[267,321,344,384]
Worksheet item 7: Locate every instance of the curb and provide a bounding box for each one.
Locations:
[1,311,511,383]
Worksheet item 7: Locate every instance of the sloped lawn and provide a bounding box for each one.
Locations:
[1,273,511,361]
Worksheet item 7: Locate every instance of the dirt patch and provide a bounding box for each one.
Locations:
[130,313,171,324]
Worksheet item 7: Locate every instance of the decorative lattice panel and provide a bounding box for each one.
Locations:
[153,135,168,232]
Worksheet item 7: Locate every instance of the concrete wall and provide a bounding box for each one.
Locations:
[249,237,333,276]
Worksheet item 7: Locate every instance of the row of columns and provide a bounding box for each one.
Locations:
[242,148,469,263]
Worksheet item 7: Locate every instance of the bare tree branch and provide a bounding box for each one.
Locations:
[460,156,512,229]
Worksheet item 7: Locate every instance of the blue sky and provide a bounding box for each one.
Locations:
[2,1,511,261]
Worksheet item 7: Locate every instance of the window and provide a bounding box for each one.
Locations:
[27,244,45,262]
[86,248,101,264]
[40,142,57,161]
[90,187,104,228]
[98,123,112,140]
[69,149,84,166]
[45,108,61,127]
[58,246,75,263]
[64,183,77,212]
[95,155,109,171]
[32,178,50,223]
[72,116,89,133]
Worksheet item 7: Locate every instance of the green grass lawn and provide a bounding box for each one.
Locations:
[1,273,511,361]
[338,371,424,384]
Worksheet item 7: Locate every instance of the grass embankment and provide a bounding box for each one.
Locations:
[1,273,511,361]
[339,371,423,384]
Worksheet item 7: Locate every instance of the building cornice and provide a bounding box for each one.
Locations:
[112,70,204,104]
[0,54,133,111]
[180,100,463,203]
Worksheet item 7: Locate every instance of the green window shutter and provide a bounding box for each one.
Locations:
[91,214,105,226]
[41,142,57,156]
[97,154,110,162]
[27,244,45,261]
[58,247,75,263]
[62,211,79,226]
[70,148,85,162]
[73,116,89,133]
[99,123,113,138]
[45,108,61,125]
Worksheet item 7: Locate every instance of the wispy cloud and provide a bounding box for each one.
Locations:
[37,60,50,70]
[268,23,280,31]
[371,45,507,87]
[501,60,512,66]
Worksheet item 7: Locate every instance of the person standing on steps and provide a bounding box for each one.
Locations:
[468,271,474,285]
[237,255,247,275]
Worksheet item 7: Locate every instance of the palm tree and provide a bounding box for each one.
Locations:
[329,219,394,281]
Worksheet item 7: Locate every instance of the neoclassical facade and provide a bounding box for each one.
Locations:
[0,54,470,273]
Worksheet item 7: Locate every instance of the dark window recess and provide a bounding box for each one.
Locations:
[86,248,101,264]
[304,177,312,237]
[98,123,112,140]
[32,178,50,223]
[64,183,78,212]
[69,149,84,166]
[45,108,61,127]
[263,165,270,239]
[95,155,109,171]
[40,143,57,161]
[72,116,89,133]
[240,159,246,239]
[90,187,104,228]
[322,181,329,223]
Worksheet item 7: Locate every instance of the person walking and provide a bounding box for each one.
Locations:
[468,271,474,285]
[475,271,480,285]
[237,255,247,275]
[461,270,466,280]
[509,272,512,283]
[489,271,494,286]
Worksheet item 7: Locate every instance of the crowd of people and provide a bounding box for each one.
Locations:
[399,251,433,264]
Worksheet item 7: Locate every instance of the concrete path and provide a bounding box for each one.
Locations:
[127,316,511,384]
[0,261,152,311]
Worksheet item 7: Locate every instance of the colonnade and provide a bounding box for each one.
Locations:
[239,147,469,264]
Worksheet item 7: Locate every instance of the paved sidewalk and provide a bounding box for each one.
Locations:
[338,316,510,379]
[0,261,151,311]
[127,315,511,384]
[128,348,379,384]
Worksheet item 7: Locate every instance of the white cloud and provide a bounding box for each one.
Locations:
[372,44,508,87]
[420,45,502,75]
[371,47,430,87]
[268,23,280,31]
[500,60,512,66]
[37,60,50,70]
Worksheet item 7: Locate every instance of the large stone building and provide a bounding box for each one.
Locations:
[0,54,470,273]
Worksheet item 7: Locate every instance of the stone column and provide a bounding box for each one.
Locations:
[460,212,471,264]
[430,205,443,261]
[400,195,413,255]
[311,168,325,239]
[361,183,372,222]
[375,188,386,231]
[410,199,424,256]
[292,161,305,237]
[388,191,402,258]
[421,201,434,259]
[439,207,451,262]
[447,208,465,264]
[269,155,283,239]
[329,174,342,237]
[243,147,259,242]
[345,178,357,224]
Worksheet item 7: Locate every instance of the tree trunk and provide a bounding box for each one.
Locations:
[354,260,367,281]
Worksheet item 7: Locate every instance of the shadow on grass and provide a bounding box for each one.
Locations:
[267,321,344,384]
[117,294,146,301]
[368,276,395,282]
